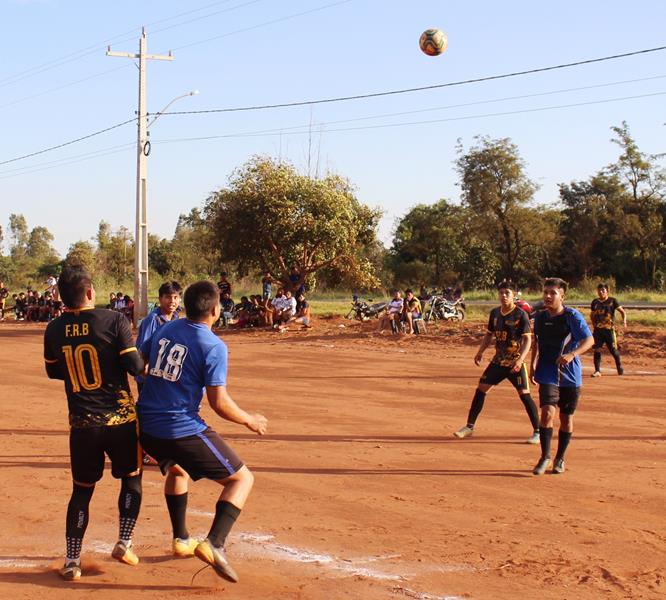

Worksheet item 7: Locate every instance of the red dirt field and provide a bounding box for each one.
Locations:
[0,318,664,600]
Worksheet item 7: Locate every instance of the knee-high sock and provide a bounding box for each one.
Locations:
[208,501,241,548]
[66,483,95,561]
[165,492,189,540]
[519,393,540,430]
[593,351,601,372]
[609,347,622,371]
[555,430,572,460]
[118,474,142,543]
[539,427,553,459]
[466,389,486,427]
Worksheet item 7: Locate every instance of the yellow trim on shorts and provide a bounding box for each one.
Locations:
[119,346,137,356]
[44,358,58,364]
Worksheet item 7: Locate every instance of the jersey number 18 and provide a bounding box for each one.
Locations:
[149,338,188,382]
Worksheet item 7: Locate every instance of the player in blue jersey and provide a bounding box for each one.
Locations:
[530,278,594,475]
[135,281,182,465]
[138,280,268,582]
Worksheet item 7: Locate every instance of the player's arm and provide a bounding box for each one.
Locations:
[557,335,594,367]
[43,327,64,380]
[116,314,144,376]
[617,305,627,327]
[206,385,268,434]
[512,333,532,373]
[474,332,493,366]
[557,312,594,367]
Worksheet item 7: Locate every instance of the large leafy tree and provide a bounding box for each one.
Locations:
[456,136,545,281]
[203,156,382,291]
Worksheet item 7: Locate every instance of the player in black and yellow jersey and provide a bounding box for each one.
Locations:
[590,283,626,377]
[43,266,145,581]
[454,280,540,443]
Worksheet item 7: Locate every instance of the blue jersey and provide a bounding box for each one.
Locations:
[135,307,179,383]
[534,307,592,387]
[137,318,228,438]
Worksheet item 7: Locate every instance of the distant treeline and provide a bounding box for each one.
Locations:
[1,121,664,293]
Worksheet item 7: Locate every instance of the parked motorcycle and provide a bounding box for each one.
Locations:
[423,294,466,322]
[345,298,388,321]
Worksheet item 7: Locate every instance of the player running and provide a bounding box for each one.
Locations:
[137,280,267,583]
[453,280,540,444]
[43,266,145,580]
[590,283,627,377]
[530,278,594,475]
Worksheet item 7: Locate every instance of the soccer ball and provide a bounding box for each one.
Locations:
[419,28,447,56]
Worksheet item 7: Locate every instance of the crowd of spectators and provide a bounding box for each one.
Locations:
[107,291,134,322]
[1,283,64,322]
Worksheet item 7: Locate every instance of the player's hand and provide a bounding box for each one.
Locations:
[511,359,523,373]
[529,367,536,385]
[246,413,268,435]
[474,352,483,366]
[556,352,575,368]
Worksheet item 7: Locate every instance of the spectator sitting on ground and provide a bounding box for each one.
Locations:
[377,290,404,333]
[403,289,422,334]
[108,292,117,309]
[258,295,274,327]
[14,292,27,320]
[289,292,312,329]
[122,295,134,322]
[220,291,235,328]
[114,292,126,311]
[235,296,258,328]
[271,288,288,325]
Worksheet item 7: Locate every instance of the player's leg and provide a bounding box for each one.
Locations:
[509,365,540,443]
[592,330,603,376]
[106,421,142,566]
[533,385,558,475]
[453,368,494,438]
[165,465,198,557]
[62,427,105,579]
[607,330,623,375]
[552,387,579,474]
[173,429,246,583]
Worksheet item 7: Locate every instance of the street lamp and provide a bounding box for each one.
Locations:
[132,88,198,326]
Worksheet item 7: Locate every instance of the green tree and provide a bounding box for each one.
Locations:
[65,241,96,273]
[203,156,382,291]
[456,136,541,281]
[8,213,29,260]
[607,122,665,287]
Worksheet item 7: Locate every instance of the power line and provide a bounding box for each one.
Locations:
[153,91,666,143]
[150,45,666,116]
[0,118,136,167]
[1,91,663,180]
[3,45,665,167]
[4,74,662,177]
[0,0,247,89]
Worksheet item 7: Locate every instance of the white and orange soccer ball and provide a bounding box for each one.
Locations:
[419,28,448,56]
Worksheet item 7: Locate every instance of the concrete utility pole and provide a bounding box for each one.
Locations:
[107,28,173,326]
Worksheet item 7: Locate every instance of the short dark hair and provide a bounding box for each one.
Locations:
[405,288,413,294]
[158,281,182,297]
[543,277,568,293]
[497,279,516,291]
[597,283,609,291]
[184,280,219,320]
[58,265,93,308]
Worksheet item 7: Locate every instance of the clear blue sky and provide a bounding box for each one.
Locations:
[1,0,665,256]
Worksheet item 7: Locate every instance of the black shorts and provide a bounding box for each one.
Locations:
[140,427,243,481]
[480,363,530,392]
[70,420,140,484]
[538,385,580,415]
[593,329,618,351]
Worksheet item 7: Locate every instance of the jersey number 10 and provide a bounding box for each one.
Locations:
[150,338,188,382]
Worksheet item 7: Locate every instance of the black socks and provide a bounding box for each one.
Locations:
[466,389,486,427]
[556,430,572,460]
[65,483,95,561]
[208,500,241,548]
[165,492,189,540]
[118,474,142,543]
[519,393,540,431]
[539,427,553,458]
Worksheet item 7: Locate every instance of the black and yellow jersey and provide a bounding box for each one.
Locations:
[44,308,144,429]
[487,306,531,367]
[591,297,620,330]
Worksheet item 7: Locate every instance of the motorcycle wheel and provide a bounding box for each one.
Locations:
[455,307,466,321]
